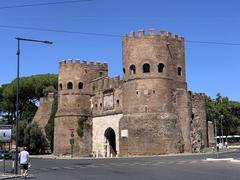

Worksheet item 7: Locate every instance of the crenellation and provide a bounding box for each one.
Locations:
[160,30,167,36]
[90,60,94,65]
[76,59,80,64]
[138,29,145,37]
[129,31,135,38]
[149,28,155,35]
[59,60,66,66]
[67,59,73,64]
[82,60,87,65]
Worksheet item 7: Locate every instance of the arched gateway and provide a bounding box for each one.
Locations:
[104,127,117,157]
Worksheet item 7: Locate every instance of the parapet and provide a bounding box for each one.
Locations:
[123,28,184,41]
[59,59,108,69]
[91,75,122,92]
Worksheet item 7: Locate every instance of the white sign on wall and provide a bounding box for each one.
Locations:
[0,126,12,143]
[121,129,128,138]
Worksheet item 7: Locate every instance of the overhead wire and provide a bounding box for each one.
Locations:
[0,0,92,10]
[0,24,240,46]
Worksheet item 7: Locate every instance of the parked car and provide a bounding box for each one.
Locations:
[0,150,11,159]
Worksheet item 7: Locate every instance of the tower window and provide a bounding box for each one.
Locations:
[67,82,73,89]
[177,67,182,76]
[158,63,164,73]
[116,99,120,105]
[99,72,103,76]
[59,83,63,90]
[78,82,83,89]
[129,65,136,75]
[143,63,150,73]
[123,68,126,74]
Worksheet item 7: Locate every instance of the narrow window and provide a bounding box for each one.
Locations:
[100,103,102,108]
[92,84,96,91]
[99,72,103,76]
[158,63,164,73]
[123,68,126,74]
[129,65,136,75]
[178,67,182,76]
[78,82,83,89]
[59,83,63,90]
[116,99,119,105]
[67,82,73,89]
[143,63,150,73]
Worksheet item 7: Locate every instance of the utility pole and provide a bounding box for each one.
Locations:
[15,37,52,174]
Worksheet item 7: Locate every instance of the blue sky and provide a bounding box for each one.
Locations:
[0,0,239,101]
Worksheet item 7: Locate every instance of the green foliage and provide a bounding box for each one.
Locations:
[45,95,58,151]
[0,74,57,125]
[77,117,88,137]
[24,122,49,154]
[0,74,58,149]
[206,93,240,135]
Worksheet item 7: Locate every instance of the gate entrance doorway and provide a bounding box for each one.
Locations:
[104,127,117,157]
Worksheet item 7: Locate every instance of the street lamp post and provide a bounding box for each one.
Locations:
[220,114,224,145]
[15,37,52,175]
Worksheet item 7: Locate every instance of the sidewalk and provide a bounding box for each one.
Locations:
[30,149,239,160]
[0,173,20,180]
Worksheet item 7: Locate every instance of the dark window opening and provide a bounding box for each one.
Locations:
[100,103,102,108]
[99,72,103,76]
[145,106,148,112]
[153,90,155,94]
[129,65,136,75]
[92,84,96,91]
[158,63,164,73]
[178,67,182,76]
[143,63,150,73]
[78,82,83,89]
[59,83,63,90]
[67,82,73,89]
[95,104,98,108]
[123,68,126,74]
[192,114,195,120]
[116,99,119,105]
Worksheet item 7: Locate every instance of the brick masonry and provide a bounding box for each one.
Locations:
[34,29,213,157]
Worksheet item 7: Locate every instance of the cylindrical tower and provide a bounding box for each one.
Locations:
[57,59,108,116]
[54,59,108,156]
[119,29,188,155]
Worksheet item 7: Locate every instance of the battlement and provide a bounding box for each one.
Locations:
[59,59,108,69]
[90,75,122,92]
[123,28,184,41]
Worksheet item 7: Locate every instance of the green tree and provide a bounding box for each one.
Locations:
[206,93,240,136]
[0,74,58,124]
[45,95,58,151]
[24,122,49,154]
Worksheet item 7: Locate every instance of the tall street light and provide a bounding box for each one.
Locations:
[15,37,52,174]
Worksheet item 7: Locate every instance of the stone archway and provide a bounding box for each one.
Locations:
[104,127,117,157]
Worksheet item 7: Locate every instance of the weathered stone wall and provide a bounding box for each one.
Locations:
[119,113,183,156]
[190,93,208,152]
[208,121,215,146]
[32,93,54,129]
[54,116,92,156]
[176,89,192,152]
[92,114,122,157]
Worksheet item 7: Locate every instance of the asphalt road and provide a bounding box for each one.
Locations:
[4,150,240,180]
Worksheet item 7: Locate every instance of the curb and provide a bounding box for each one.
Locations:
[0,174,21,180]
[30,150,238,160]
[206,158,240,163]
